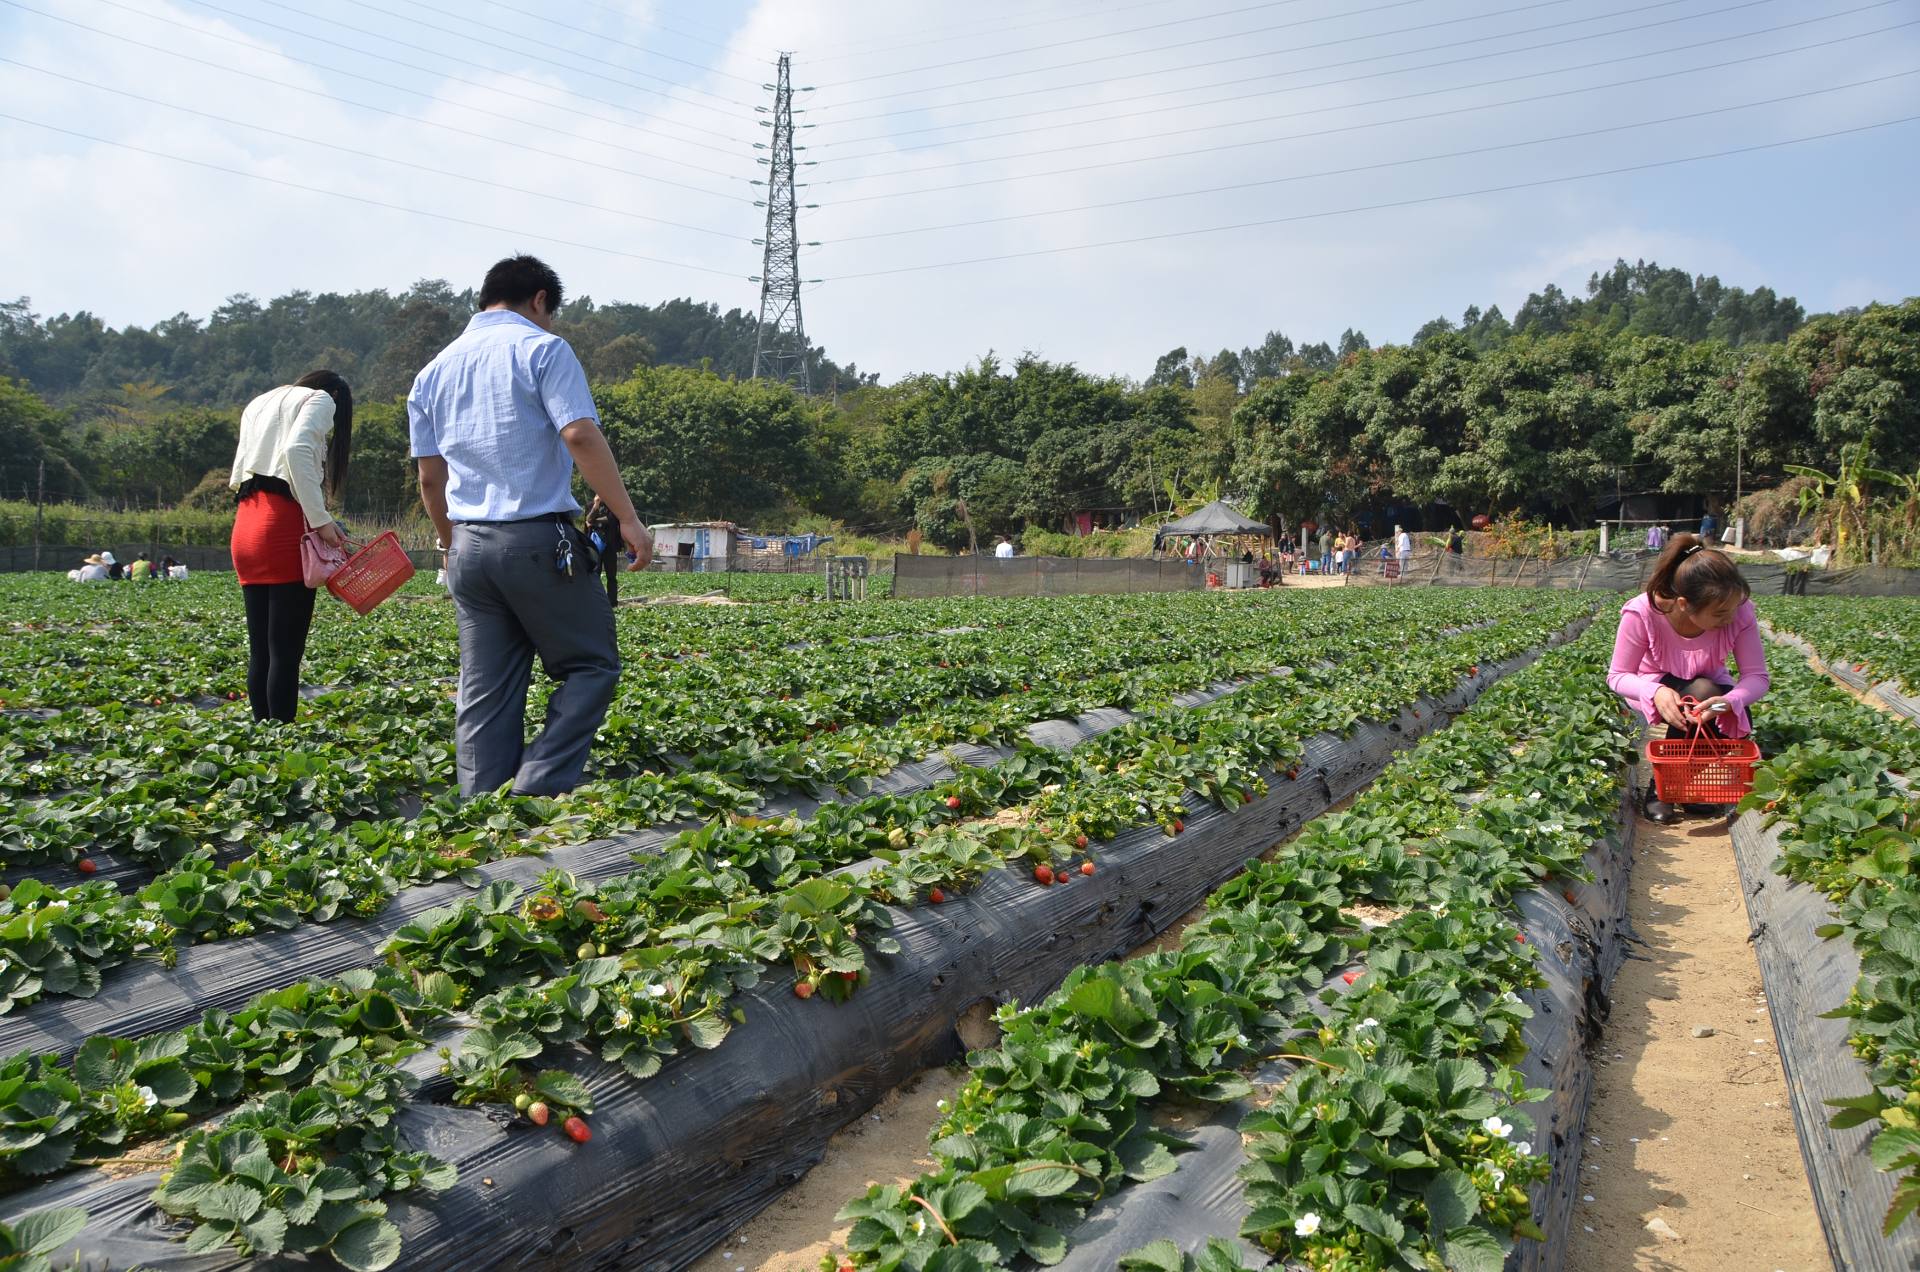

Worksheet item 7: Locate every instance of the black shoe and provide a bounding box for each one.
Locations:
[1684,803,1734,819]
[1644,784,1679,824]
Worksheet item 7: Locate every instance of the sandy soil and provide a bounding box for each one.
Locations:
[1565,810,1827,1272]
[684,1067,968,1272]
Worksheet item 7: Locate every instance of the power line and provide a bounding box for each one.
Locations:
[812,0,1433,88]
[811,23,1908,192]
[320,0,756,106]
[1,1,755,203]
[809,0,1689,110]
[812,0,1772,125]
[372,0,762,86]
[492,0,749,54]
[0,58,746,240]
[815,64,1918,246]
[817,114,1920,281]
[0,111,750,279]
[805,0,1245,63]
[89,0,751,150]
[810,1,1900,156]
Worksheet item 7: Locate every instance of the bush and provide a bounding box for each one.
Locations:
[0,500,235,548]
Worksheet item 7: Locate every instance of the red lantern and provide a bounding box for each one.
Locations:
[1470,514,1491,531]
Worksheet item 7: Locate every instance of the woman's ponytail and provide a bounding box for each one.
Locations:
[1646,532,1750,609]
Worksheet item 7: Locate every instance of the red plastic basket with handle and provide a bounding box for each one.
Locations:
[325,531,415,616]
[1645,697,1760,803]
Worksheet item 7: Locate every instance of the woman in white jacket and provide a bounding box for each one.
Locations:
[228,370,353,721]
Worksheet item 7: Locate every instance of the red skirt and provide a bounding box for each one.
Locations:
[231,489,307,585]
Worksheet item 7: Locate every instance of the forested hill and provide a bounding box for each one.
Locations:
[0,283,871,408]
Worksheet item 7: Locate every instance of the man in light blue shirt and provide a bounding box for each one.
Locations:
[410,254,653,797]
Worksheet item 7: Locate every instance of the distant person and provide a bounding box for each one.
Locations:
[1699,511,1718,543]
[75,553,109,582]
[1447,528,1464,555]
[409,254,652,799]
[128,553,152,581]
[994,536,1015,559]
[1240,547,1253,563]
[162,556,186,580]
[1318,527,1333,574]
[1606,534,1769,823]
[229,369,354,722]
[102,550,123,580]
[1394,525,1412,568]
[1646,523,1665,552]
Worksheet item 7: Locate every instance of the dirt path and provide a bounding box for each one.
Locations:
[685,1067,967,1272]
[1566,811,1827,1272]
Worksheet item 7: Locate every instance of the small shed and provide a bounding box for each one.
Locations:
[650,521,739,566]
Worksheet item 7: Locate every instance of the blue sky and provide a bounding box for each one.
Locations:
[3,0,1917,381]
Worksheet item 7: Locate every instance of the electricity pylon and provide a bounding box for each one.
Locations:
[752,53,813,391]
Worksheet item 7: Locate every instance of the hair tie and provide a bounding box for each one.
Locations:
[1680,543,1704,560]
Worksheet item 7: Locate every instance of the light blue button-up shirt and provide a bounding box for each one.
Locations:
[407,311,599,523]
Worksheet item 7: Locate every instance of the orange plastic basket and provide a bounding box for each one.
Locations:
[1646,712,1760,803]
[325,531,415,616]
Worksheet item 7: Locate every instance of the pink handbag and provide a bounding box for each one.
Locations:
[300,528,350,589]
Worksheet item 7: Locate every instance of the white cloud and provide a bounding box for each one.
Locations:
[2,0,1917,382]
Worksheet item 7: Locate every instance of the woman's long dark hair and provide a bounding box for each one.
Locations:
[1645,532,1750,611]
[294,370,353,503]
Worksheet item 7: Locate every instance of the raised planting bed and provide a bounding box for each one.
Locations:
[0,602,1598,1270]
[1731,644,1920,1268]
[814,620,1642,1271]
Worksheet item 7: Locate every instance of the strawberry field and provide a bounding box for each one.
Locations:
[0,572,1910,1271]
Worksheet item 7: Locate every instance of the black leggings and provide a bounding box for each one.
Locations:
[242,582,317,722]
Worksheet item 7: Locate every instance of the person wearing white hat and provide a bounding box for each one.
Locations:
[76,554,109,582]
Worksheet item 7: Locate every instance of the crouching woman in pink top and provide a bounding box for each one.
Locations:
[1606,534,1770,823]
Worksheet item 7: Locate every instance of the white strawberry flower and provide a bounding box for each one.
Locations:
[644,983,667,999]
[133,918,157,935]
[1482,1115,1513,1139]
[1486,1167,1506,1188]
[612,1008,633,1030]
[137,1085,158,1110]
[1360,1018,1379,1029]
[1294,1212,1321,1237]
[716,859,732,869]
[912,1214,927,1236]
[1515,1140,1534,1157]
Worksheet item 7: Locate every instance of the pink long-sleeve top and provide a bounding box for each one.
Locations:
[1607,593,1769,737]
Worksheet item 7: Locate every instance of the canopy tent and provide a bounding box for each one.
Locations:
[1153,501,1273,556]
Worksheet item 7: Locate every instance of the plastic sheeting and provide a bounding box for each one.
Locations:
[0,621,1594,1272]
[1733,812,1920,1272]
[1040,768,1637,1271]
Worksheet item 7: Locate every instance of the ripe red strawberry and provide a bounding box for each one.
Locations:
[1286,767,1299,781]
[77,858,98,875]
[1079,862,1095,876]
[1563,889,1578,904]
[1342,971,1360,985]
[1469,665,1480,676]
[946,795,962,811]
[825,722,840,733]
[839,970,859,982]
[1055,872,1068,885]
[794,981,814,999]
[1033,864,1054,886]
[1075,834,1089,850]
[1412,709,1421,719]
[928,888,945,904]
[563,1115,591,1143]
[226,691,239,701]
[527,1101,550,1126]
[1172,819,1185,834]
[1242,791,1254,805]
[1514,933,1528,944]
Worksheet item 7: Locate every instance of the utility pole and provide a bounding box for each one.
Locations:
[752,54,815,391]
